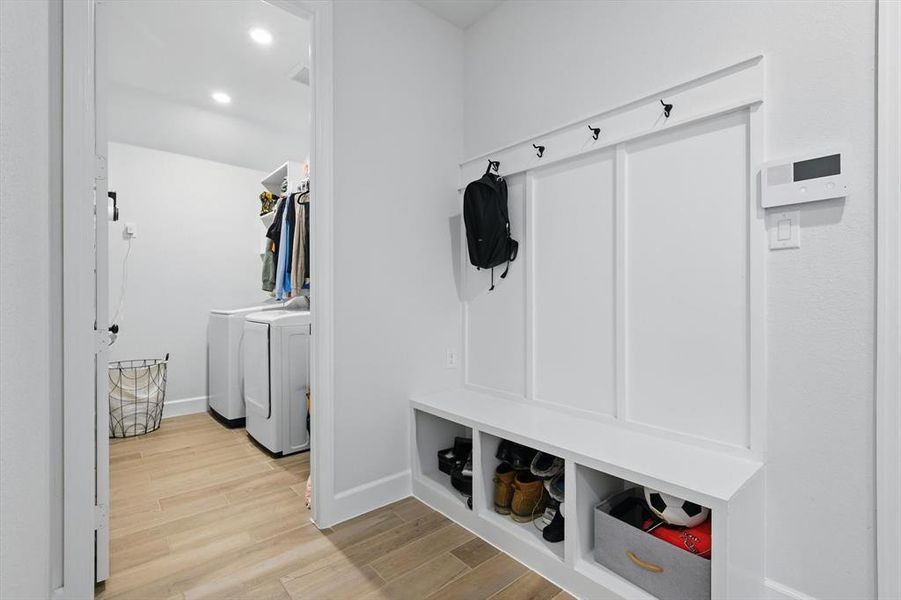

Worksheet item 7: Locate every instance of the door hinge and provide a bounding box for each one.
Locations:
[95,154,108,181]
[94,503,107,530]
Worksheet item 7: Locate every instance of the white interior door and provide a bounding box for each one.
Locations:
[94,0,110,583]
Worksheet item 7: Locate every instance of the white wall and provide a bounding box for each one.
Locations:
[109,82,308,173]
[329,0,464,517]
[463,2,876,598]
[0,1,54,597]
[107,142,273,411]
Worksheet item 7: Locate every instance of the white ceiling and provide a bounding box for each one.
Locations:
[413,0,504,29]
[107,0,310,135]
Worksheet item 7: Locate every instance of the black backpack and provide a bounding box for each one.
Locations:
[463,171,519,291]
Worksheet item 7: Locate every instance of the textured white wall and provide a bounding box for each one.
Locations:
[330,0,464,507]
[463,2,876,598]
[107,142,273,408]
[0,1,53,597]
[109,82,308,173]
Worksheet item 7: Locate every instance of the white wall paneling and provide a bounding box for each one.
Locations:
[530,152,616,416]
[463,175,527,398]
[443,57,767,596]
[622,110,756,449]
[462,57,765,456]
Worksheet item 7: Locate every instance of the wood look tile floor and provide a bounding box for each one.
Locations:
[98,413,572,600]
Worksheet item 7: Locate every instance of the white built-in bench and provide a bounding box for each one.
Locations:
[410,389,765,600]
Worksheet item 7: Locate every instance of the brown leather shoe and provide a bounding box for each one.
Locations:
[493,462,515,514]
[510,471,548,522]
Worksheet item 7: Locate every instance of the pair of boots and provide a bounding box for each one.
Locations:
[493,463,546,522]
[494,462,565,542]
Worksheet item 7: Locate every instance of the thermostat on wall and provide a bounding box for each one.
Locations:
[761,151,848,208]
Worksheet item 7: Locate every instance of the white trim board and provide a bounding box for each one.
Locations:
[328,470,413,526]
[57,1,98,597]
[765,579,817,600]
[876,1,901,599]
[162,396,208,419]
[459,55,763,186]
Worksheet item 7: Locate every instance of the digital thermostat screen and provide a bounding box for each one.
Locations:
[793,154,841,182]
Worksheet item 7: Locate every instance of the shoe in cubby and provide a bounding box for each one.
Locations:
[510,471,548,523]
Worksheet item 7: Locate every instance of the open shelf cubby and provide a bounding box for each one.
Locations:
[570,464,715,600]
[477,432,565,562]
[412,409,472,508]
[410,390,765,599]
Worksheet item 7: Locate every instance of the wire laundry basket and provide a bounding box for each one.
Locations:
[108,354,169,438]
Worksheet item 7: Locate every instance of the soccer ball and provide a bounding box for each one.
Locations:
[644,488,709,528]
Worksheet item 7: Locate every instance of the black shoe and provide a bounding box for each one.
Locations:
[496,440,537,471]
[542,503,564,543]
[438,437,472,475]
[451,452,473,496]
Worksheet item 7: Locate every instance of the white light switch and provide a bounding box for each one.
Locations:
[768,210,800,250]
[777,219,792,241]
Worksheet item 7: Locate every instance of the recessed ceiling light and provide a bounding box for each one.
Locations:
[249,27,273,46]
[211,91,231,104]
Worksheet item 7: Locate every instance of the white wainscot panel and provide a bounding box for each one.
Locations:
[624,111,750,447]
[465,177,526,396]
[532,151,616,415]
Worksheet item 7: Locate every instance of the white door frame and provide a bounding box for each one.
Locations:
[267,0,336,530]
[57,1,337,596]
[58,0,99,597]
[876,1,900,598]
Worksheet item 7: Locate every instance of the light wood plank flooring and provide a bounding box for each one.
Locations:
[98,413,571,600]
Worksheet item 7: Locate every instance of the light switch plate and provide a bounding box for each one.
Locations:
[767,210,800,250]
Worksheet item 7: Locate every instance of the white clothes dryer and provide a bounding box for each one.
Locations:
[207,301,283,426]
[243,309,311,456]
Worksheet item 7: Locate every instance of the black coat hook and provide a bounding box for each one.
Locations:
[533,144,545,158]
[660,99,673,119]
[588,125,601,140]
[484,159,500,176]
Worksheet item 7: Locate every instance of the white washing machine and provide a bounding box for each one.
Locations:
[243,309,311,456]
[207,301,283,426]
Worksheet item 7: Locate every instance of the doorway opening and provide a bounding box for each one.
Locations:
[94,0,319,592]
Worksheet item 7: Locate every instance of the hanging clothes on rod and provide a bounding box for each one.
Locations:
[262,196,287,294]
[291,182,311,295]
[274,196,296,300]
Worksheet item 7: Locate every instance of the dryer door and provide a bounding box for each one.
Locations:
[242,321,271,418]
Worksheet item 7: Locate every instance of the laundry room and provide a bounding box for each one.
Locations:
[100,0,315,587]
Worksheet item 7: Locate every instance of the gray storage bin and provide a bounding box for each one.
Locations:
[594,488,711,600]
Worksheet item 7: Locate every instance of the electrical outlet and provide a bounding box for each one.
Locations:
[445,348,458,369]
[124,222,137,239]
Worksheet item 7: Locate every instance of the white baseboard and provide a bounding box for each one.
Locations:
[162,395,208,419]
[766,579,816,600]
[327,470,412,526]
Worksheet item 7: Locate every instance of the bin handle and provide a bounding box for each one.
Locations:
[626,550,664,573]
